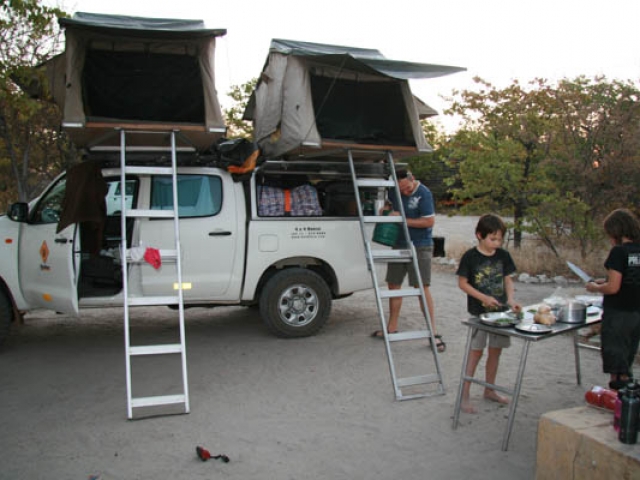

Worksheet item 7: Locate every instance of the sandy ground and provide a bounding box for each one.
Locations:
[0,215,610,480]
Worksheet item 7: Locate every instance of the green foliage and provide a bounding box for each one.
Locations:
[443,76,640,257]
[223,78,257,139]
[0,0,72,206]
[404,121,452,202]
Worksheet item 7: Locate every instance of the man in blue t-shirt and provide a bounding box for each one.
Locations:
[371,169,444,353]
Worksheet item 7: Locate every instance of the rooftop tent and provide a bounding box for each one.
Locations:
[56,12,227,151]
[244,38,465,158]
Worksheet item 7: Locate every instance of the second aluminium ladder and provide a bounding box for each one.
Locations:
[348,150,445,400]
[118,129,190,418]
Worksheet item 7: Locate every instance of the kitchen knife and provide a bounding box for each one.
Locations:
[566,261,593,283]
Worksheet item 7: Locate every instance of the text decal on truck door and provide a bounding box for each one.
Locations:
[291,226,326,240]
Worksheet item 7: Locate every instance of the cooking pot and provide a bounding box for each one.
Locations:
[557,301,587,324]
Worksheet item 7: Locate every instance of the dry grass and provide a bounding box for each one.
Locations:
[445,237,609,280]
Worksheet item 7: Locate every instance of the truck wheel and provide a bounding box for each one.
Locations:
[260,268,332,338]
[0,290,13,346]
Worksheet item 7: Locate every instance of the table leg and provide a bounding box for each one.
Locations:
[452,326,474,430]
[573,331,582,385]
[502,340,531,451]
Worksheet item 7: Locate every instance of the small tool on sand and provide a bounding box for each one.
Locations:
[196,446,230,463]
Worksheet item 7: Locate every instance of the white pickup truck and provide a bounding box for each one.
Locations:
[0,156,383,345]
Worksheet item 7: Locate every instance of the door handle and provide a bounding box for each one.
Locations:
[54,238,69,244]
[208,231,232,236]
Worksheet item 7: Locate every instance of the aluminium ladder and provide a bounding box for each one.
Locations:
[118,129,190,418]
[347,150,445,400]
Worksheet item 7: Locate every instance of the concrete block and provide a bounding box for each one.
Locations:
[536,406,640,480]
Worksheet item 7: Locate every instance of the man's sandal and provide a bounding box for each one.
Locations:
[430,334,446,353]
[371,330,398,338]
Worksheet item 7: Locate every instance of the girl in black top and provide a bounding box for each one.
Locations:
[587,208,640,389]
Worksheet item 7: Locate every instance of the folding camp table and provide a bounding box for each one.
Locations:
[451,308,602,451]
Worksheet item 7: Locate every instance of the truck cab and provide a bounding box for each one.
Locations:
[0,155,381,344]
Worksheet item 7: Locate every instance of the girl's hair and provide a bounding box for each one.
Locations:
[475,214,507,239]
[603,208,640,244]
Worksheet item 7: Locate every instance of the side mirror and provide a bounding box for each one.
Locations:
[7,202,28,222]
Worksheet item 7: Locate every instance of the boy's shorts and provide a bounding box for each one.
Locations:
[470,328,510,350]
[385,246,432,286]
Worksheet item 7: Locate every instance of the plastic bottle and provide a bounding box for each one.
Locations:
[619,382,640,444]
[614,386,626,432]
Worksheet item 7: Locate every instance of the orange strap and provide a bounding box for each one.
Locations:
[284,189,291,213]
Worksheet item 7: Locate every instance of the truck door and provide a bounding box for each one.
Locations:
[18,175,80,314]
[138,173,240,300]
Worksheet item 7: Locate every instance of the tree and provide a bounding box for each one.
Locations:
[0,0,72,207]
[223,78,257,139]
[446,77,556,248]
[444,76,640,257]
[404,121,454,204]
[545,76,640,256]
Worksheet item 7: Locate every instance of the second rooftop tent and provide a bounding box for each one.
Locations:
[243,38,465,158]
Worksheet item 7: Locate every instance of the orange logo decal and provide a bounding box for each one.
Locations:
[40,241,49,263]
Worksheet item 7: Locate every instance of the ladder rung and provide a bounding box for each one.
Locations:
[126,209,175,218]
[356,179,395,188]
[127,296,179,306]
[126,249,177,262]
[129,344,183,356]
[379,288,421,299]
[131,394,187,408]
[363,216,403,224]
[397,374,442,388]
[124,166,175,175]
[388,330,431,342]
[370,249,412,261]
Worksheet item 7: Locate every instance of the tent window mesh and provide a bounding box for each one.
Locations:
[309,74,414,146]
[82,50,205,123]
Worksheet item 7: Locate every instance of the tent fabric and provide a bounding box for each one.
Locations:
[56,12,227,151]
[245,39,465,158]
[59,12,226,38]
[268,38,466,80]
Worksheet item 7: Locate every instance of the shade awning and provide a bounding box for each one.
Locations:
[59,11,227,39]
[269,38,466,80]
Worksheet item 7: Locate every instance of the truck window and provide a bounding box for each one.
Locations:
[150,175,222,218]
[105,178,137,215]
[31,177,67,224]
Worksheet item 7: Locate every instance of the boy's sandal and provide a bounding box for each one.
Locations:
[430,334,446,353]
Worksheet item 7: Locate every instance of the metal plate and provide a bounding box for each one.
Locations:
[479,312,518,327]
[515,323,552,334]
[587,305,601,316]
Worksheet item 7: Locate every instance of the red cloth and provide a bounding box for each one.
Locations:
[143,247,161,269]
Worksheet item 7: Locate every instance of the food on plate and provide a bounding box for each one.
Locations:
[493,317,515,326]
[533,305,556,326]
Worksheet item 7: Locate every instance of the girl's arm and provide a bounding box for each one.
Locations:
[586,269,622,295]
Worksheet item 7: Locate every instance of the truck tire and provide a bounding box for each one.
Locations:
[260,268,332,338]
[0,290,13,346]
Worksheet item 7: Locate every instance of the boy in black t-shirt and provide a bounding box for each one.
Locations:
[456,214,521,414]
[586,208,640,390]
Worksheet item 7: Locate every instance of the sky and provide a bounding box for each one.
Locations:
[48,0,640,132]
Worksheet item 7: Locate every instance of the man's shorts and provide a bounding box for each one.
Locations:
[385,246,432,287]
[470,329,511,350]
